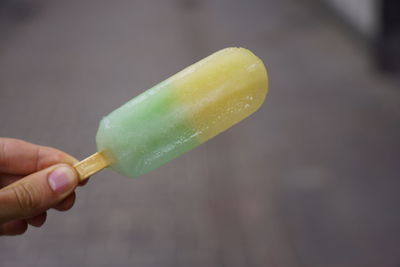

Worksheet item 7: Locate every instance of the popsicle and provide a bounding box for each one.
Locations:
[74,47,268,179]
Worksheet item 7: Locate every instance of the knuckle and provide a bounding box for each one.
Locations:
[36,147,65,170]
[53,152,68,164]
[11,183,41,214]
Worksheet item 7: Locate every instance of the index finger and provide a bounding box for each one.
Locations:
[0,138,78,175]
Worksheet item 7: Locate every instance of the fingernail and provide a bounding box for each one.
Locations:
[48,166,77,193]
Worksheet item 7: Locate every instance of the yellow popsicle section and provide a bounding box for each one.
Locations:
[173,47,268,142]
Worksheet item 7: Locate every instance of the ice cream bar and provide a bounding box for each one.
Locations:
[74,47,268,179]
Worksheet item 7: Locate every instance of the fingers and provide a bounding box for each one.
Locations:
[53,192,76,211]
[0,213,46,236]
[0,194,76,236]
[26,212,47,227]
[0,164,79,224]
[0,138,78,175]
[0,220,28,236]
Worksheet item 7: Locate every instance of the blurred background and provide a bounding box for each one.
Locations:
[0,0,399,266]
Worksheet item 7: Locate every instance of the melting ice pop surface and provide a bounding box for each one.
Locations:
[96,47,268,177]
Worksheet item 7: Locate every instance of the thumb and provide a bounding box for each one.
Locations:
[0,164,79,224]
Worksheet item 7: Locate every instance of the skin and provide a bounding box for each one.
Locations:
[0,138,88,236]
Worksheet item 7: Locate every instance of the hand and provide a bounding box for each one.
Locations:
[0,138,83,236]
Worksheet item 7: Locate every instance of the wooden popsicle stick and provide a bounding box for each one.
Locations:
[73,151,111,181]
